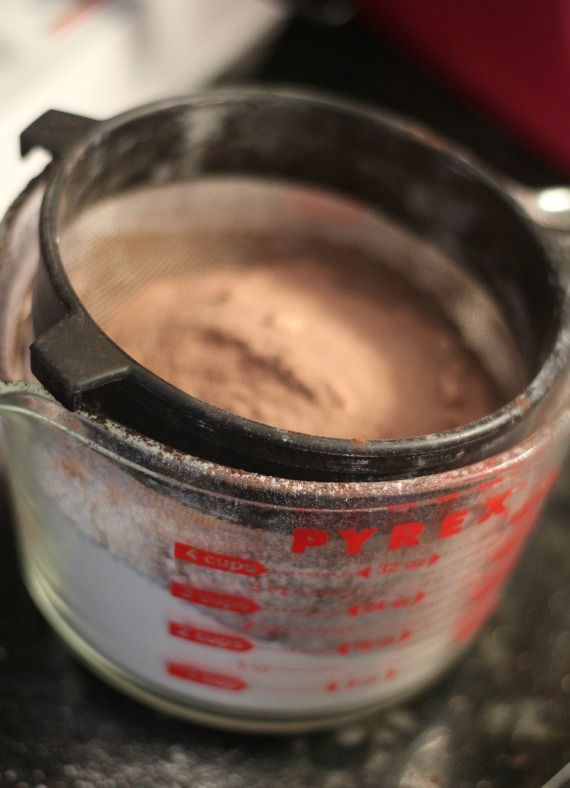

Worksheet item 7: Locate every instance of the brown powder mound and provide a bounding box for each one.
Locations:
[101,257,503,439]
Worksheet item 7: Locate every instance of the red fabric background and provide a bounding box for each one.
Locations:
[358,0,570,174]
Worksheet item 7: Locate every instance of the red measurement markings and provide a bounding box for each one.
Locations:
[337,629,411,655]
[260,645,339,655]
[249,583,356,598]
[454,595,499,642]
[166,661,247,691]
[234,620,356,636]
[476,468,562,582]
[471,507,537,598]
[236,660,272,673]
[168,621,253,652]
[489,529,529,566]
[170,581,259,614]
[434,492,461,503]
[262,606,350,617]
[477,477,504,491]
[348,591,425,617]
[469,561,515,603]
[358,552,440,578]
[272,568,354,578]
[509,467,560,526]
[326,669,398,692]
[174,542,267,577]
[237,662,338,673]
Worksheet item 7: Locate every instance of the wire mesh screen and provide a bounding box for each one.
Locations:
[57,177,525,437]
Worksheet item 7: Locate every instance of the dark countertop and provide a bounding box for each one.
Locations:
[1,15,569,788]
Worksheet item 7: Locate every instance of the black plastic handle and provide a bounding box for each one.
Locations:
[20,110,98,160]
[30,313,131,410]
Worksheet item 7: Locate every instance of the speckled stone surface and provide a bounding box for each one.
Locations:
[1,15,569,788]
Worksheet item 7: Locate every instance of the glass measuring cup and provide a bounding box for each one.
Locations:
[0,90,569,733]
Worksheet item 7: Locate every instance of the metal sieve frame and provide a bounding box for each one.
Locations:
[20,90,570,481]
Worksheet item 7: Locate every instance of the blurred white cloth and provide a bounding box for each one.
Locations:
[0,0,285,213]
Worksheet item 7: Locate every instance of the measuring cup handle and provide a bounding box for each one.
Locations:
[385,112,570,239]
[505,182,570,233]
[20,110,98,160]
[504,182,570,280]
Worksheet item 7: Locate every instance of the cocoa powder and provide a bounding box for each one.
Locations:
[101,255,503,439]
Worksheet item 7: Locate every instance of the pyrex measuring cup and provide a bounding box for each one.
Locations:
[0,90,569,733]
